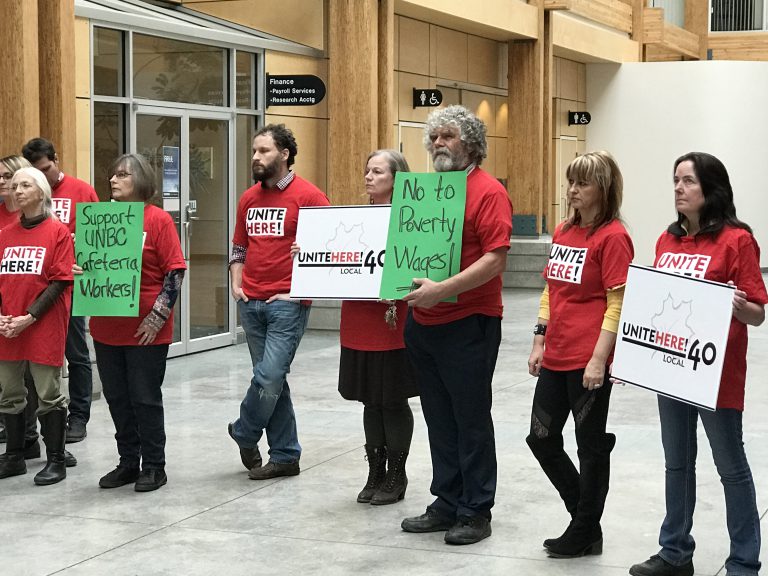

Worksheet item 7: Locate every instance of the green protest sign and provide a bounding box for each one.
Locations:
[379,171,466,300]
[73,202,144,317]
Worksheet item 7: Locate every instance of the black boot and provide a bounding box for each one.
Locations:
[526,434,580,548]
[357,445,387,503]
[370,450,408,505]
[34,409,67,486]
[0,414,6,443]
[0,412,27,478]
[545,432,616,558]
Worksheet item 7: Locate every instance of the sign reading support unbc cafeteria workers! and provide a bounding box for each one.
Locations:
[611,264,734,410]
[73,202,144,317]
[379,171,466,301]
[290,205,391,300]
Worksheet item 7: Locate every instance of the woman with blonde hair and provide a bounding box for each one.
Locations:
[526,151,634,557]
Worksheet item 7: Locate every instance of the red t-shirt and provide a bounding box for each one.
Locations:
[0,218,74,366]
[340,300,408,351]
[51,174,99,233]
[90,204,186,346]
[654,225,768,410]
[542,220,634,371]
[412,167,513,325]
[232,175,329,300]
[0,203,18,231]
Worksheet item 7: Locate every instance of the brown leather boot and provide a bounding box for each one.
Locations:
[357,445,387,503]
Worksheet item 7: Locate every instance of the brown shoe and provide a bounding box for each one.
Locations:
[248,460,299,480]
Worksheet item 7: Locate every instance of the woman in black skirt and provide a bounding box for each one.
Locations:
[338,149,418,505]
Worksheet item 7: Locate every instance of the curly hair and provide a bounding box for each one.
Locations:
[255,123,298,168]
[424,105,487,166]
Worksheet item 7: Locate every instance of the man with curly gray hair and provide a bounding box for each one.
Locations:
[401,105,513,545]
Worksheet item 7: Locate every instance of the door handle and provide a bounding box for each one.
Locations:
[184,220,191,258]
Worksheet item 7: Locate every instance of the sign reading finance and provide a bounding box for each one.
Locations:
[379,171,466,301]
[266,74,326,107]
[290,205,390,300]
[612,264,734,410]
[73,202,144,317]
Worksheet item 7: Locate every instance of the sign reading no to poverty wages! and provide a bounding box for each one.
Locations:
[379,171,466,300]
[612,264,734,410]
[73,202,144,317]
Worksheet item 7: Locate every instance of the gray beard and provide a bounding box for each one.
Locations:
[432,151,468,172]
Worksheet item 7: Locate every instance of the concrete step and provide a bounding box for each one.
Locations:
[508,236,552,256]
[307,299,341,331]
[503,270,546,289]
[506,253,548,272]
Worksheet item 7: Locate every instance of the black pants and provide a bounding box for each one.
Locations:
[405,313,500,519]
[94,342,169,470]
[527,367,615,527]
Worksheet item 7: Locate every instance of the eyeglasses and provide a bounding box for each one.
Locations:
[0,173,13,181]
[112,171,132,180]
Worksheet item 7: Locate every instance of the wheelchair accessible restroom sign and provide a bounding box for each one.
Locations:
[413,89,442,108]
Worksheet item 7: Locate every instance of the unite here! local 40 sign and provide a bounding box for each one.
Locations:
[611,264,735,410]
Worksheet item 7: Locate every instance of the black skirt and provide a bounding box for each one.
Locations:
[337,346,419,405]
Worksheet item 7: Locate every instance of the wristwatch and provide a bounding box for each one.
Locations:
[533,323,547,336]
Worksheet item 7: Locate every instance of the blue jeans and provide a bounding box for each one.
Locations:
[657,396,761,576]
[231,299,310,463]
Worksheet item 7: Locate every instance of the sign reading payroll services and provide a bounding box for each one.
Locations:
[266,74,326,107]
[612,264,734,410]
[73,202,144,317]
[379,171,466,301]
[290,205,390,300]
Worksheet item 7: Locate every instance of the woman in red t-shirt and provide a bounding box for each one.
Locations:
[85,154,186,493]
[526,151,634,558]
[338,150,419,505]
[0,167,73,486]
[630,153,767,576]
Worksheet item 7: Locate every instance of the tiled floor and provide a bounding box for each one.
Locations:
[2,288,767,575]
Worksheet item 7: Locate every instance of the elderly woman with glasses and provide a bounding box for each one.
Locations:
[0,167,74,485]
[84,154,186,492]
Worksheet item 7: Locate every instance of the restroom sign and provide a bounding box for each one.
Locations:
[413,89,443,108]
[266,74,326,107]
[568,111,591,125]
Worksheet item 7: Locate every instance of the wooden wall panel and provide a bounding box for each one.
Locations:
[379,0,396,150]
[76,98,91,183]
[266,114,328,194]
[398,17,430,75]
[181,0,325,50]
[265,52,329,119]
[0,1,39,157]
[38,0,77,174]
[461,90,497,136]
[435,27,468,81]
[709,33,768,61]
[467,35,500,87]
[328,0,378,206]
[75,17,90,99]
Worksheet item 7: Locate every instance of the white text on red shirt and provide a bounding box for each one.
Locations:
[52,198,72,224]
[246,207,286,236]
[546,243,587,284]
[656,252,711,279]
[0,246,46,275]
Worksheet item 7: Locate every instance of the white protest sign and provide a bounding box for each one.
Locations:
[612,264,734,410]
[290,205,390,299]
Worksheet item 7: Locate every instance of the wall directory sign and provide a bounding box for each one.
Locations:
[379,171,466,301]
[612,264,734,410]
[72,202,144,317]
[266,74,326,107]
[162,145,180,198]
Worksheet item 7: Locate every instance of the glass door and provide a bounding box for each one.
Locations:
[133,106,234,356]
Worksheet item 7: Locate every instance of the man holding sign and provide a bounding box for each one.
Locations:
[400,105,512,545]
[23,139,98,444]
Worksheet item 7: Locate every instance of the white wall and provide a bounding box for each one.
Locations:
[586,61,768,267]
